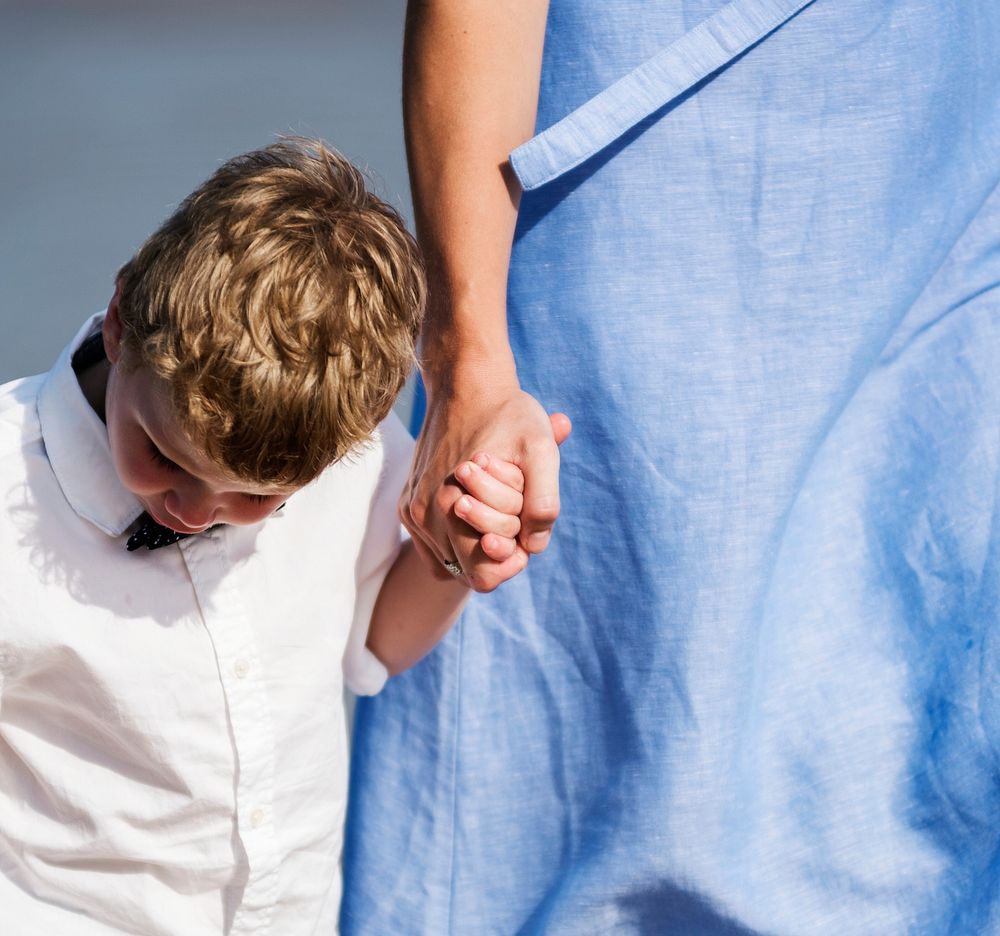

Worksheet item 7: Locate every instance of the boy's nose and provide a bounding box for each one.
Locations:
[163,490,217,531]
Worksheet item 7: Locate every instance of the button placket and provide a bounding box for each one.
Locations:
[180,532,279,934]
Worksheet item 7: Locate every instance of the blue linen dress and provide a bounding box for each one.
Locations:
[343,1,1000,932]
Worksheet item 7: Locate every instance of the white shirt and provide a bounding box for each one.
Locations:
[0,315,411,935]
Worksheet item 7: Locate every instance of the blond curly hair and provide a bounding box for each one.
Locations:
[115,137,425,487]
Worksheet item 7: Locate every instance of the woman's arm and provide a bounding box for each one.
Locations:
[399,0,569,594]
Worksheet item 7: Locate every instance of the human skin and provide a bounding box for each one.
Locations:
[398,0,570,595]
[89,291,525,675]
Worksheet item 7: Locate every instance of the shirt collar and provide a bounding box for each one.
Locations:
[36,313,144,538]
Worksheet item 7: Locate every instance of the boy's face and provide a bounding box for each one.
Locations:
[102,299,299,535]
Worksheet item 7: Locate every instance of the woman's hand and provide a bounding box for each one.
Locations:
[400,379,570,593]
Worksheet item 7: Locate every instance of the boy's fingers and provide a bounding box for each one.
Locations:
[465,544,529,594]
[480,532,517,562]
[471,452,525,494]
[444,510,524,588]
[454,494,521,539]
[455,460,524,514]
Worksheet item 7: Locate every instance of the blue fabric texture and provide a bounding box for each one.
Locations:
[343,1,1000,932]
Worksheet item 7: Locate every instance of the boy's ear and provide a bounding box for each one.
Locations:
[103,282,124,365]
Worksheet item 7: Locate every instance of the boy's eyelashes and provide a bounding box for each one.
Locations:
[146,437,274,506]
[147,438,181,472]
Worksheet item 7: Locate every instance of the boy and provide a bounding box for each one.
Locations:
[0,139,524,934]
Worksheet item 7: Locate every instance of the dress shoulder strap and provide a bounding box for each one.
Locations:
[510,0,818,191]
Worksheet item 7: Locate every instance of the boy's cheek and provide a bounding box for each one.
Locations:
[225,497,291,527]
[110,443,161,499]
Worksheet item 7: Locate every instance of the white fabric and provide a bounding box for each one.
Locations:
[0,315,412,935]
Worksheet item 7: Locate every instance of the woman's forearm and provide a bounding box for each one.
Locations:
[399,1,564,586]
[403,0,550,391]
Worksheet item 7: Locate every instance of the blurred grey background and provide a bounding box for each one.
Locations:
[0,0,414,409]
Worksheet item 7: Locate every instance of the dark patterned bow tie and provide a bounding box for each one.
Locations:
[126,512,212,551]
[126,505,284,551]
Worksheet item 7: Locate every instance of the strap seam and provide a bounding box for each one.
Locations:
[511,0,817,191]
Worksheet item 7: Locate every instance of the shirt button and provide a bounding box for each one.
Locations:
[250,808,265,829]
[234,658,250,679]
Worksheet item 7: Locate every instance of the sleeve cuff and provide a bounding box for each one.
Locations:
[343,645,390,696]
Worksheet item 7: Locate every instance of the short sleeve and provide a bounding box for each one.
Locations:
[341,412,415,696]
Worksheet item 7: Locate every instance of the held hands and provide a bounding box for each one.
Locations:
[415,446,563,590]
[400,384,571,592]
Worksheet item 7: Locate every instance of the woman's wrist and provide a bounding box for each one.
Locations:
[419,338,520,400]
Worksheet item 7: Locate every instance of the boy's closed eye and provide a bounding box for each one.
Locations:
[146,437,276,507]
[148,438,182,472]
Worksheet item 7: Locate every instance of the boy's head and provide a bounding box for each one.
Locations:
[107,137,424,492]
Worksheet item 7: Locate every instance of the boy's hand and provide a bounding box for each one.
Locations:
[408,451,526,592]
[452,453,525,563]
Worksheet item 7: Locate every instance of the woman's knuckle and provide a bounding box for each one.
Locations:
[409,499,429,529]
[433,487,454,515]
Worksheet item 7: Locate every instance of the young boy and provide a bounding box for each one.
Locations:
[0,139,524,934]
